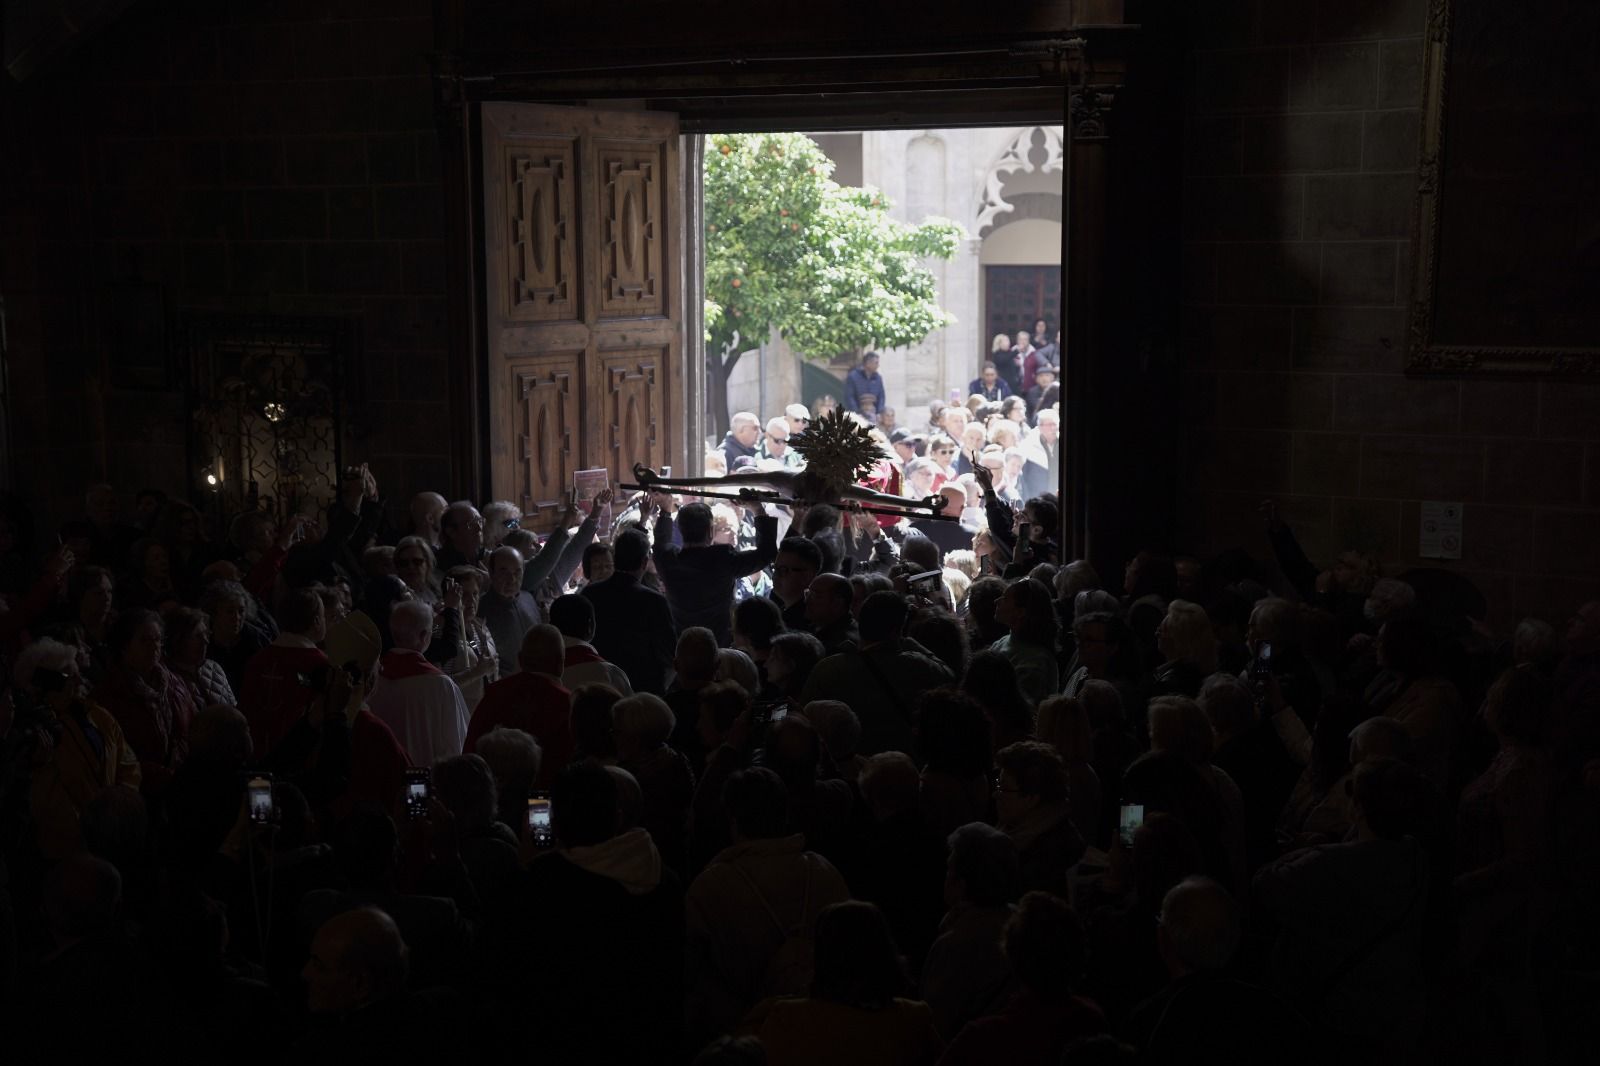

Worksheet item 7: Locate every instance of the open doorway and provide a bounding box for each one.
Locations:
[700,125,1065,478]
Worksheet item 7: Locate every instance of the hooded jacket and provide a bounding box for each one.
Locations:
[513,831,684,1063]
[564,827,663,895]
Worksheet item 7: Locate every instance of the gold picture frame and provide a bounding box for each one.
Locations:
[1406,0,1600,375]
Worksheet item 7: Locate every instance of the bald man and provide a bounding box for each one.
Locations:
[465,624,573,788]
[804,573,859,656]
[911,483,974,558]
[409,491,448,550]
[303,907,411,1016]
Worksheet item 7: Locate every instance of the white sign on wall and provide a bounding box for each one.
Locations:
[1419,501,1463,560]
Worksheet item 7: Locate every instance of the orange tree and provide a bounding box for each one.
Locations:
[705,132,962,433]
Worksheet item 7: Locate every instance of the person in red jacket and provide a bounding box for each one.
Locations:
[465,624,572,787]
[324,611,412,815]
[239,588,329,757]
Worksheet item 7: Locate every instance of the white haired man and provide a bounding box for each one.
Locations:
[760,416,803,469]
[369,600,471,766]
[721,411,761,471]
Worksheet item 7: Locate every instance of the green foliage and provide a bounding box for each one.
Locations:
[704,132,963,364]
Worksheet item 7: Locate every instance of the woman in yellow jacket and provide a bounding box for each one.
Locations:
[15,638,141,860]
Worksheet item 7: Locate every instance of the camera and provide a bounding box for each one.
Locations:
[750,700,788,730]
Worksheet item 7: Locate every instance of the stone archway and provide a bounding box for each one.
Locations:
[975,126,1066,238]
[976,127,1065,361]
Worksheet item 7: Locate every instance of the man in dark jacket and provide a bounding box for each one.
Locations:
[720,412,761,470]
[582,528,676,695]
[653,501,778,646]
[769,537,822,633]
[844,351,887,414]
[968,362,1011,402]
[912,485,975,560]
[803,572,860,656]
[799,591,954,755]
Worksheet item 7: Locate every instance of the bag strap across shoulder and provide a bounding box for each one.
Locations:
[730,853,812,938]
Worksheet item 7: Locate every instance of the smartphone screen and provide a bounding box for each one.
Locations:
[404,768,431,819]
[527,792,553,846]
[248,775,274,825]
[1251,642,1275,681]
[1118,803,1145,848]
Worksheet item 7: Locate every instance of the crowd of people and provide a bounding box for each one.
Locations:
[0,354,1595,1064]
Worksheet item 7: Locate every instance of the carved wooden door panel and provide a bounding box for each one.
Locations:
[597,349,666,476]
[505,353,579,518]
[482,104,681,530]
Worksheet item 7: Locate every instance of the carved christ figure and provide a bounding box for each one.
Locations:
[631,462,948,516]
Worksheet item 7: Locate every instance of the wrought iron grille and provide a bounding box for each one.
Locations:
[186,316,351,533]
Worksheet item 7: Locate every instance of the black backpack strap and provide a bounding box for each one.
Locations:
[858,651,912,728]
[1312,843,1426,1004]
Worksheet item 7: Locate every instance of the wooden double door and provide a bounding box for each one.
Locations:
[482,104,683,531]
[984,264,1062,355]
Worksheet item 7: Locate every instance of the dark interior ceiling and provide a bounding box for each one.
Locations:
[2,0,140,81]
[443,1,1134,129]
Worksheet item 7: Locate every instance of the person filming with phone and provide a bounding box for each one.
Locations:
[492,759,683,1063]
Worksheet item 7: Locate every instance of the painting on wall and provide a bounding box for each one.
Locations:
[1407,0,1600,374]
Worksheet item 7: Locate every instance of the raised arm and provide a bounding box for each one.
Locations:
[973,459,1017,550]
[727,511,779,577]
[1260,500,1320,602]
[522,492,578,592]
[551,487,612,590]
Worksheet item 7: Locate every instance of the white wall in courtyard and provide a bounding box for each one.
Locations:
[848,126,1063,420]
[729,127,1066,429]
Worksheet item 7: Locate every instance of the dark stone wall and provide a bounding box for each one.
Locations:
[0,0,449,534]
[1177,0,1600,628]
[2,0,1593,629]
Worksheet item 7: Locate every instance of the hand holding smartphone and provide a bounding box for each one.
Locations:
[1118,803,1144,848]
[1249,641,1275,683]
[404,768,432,819]
[527,791,553,847]
[248,774,274,825]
